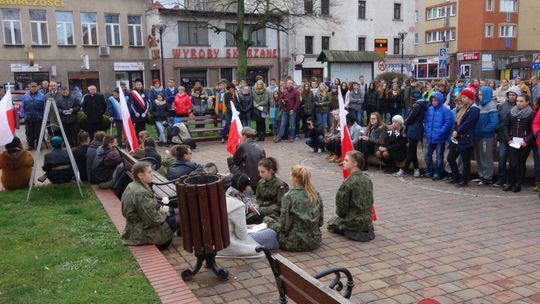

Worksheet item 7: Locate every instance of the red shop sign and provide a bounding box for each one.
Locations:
[171,47,278,59]
[458,52,480,61]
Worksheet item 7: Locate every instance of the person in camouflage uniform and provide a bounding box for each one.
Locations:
[328,150,375,242]
[277,165,324,251]
[247,157,289,230]
[121,162,176,249]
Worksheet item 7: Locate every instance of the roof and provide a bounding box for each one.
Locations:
[316,50,383,63]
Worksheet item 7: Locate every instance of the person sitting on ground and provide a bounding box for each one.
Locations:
[167,144,202,180]
[228,127,266,191]
[142,138,162,169]
[73,130,91,181]
[42,136,74,184]
[92,134,122,189]
[121,161,177,250]
[0,137,34,190]
[327,113,363,164]
[86,131,106,184]
[305,117,324,153]
[246,157,289,230]
[376,115,407,173]
[130,130,151,159]
[275,165,324,252]
[328,151,375,242]
[218,173,279,258]
[355,112,388,170]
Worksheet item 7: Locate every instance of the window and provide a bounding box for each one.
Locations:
[322,36,330,50]
[80,12,97,45]
[225,24,266,47]
[393,38,400,55]
[486,0,494,11]
[414,10,419,22]
[305,36,313,54]
[30,10,48,45]
[128,15,143,46]
[358,37,365,51]
[500,0,516,12]
[105,14,121,46]
[499,24,516,37]
[178,21,208,46]
[304,0,313,14]
[358,1,366,19]
[1,8,22,45]
[56,11,74,45]
[414,33,419,44]
[485,23,493,38]
[394,3,401,20]
[426,4,456,20]
[321,0,330,16]
[425,28,456,43]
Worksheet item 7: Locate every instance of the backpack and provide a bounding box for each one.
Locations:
[169,122,197,149]
[111,163,131,198]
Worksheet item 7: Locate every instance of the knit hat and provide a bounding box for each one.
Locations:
[460,88,476,101]
[5,136,21,152]
[392,115,404,125]
[50,136,63,149]
[231,173,250,192]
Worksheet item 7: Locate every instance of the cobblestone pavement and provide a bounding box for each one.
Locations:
[153,139,537,303]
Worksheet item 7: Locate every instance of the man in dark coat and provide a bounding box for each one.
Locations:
[129,81,150,136]
[42,136,73,184]
[86,131,106,184]
[56,87,80,147]
[81,85,107,138]
[229,127,266,190]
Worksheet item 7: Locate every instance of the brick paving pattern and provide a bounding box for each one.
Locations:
[161,140,540,303]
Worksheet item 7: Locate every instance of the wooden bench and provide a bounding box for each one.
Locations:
[256,247,354,304]
[118,149,177,201]
[183,114,223,141]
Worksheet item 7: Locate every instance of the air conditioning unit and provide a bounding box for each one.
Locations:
[99,46,110,57]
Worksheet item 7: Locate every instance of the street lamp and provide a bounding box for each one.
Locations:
[398,31,407,74]
[158,24,167,85]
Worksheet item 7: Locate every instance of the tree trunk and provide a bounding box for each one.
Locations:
[236,42,248,80]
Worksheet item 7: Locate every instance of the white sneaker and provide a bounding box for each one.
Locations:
[393,169,406,177]
[317,148,322,153]
[413,169,420,177]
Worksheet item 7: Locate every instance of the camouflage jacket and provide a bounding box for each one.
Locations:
[278,186,324,251]
[327,171,373,233]
[121,181,173,246]
[255,176,289,219]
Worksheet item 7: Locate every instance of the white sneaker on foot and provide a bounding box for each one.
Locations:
[393,169,406,177]
[413,169,420,177]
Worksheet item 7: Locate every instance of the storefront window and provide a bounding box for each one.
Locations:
[68,71,100,96]
[179,69,207,92]
[114,71,143,89]
[302,68,323,82]
[246,68,268,85]
[14,72,49,90]
[415,61,439,79]
[220,68,233,83]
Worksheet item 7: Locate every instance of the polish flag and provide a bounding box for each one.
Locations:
[0,89,15,146]
[119,89,138,151]
[226,101,243,155]
[338,86,377,221]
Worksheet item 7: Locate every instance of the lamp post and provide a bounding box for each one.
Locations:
[158,24,167,84]
[398,32,407,74]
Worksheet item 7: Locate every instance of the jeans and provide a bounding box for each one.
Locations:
[306,135,324,150]
[424,142,446,175]
[497,142,508,182]
[155,120,167,143]
[241,119,251,128]
[279,111,297,139]
[220,113,232,139]
[348,108,364,126]
[315,112,329,132]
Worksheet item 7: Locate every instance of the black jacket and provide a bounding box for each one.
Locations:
[232,139,266,189]
[82,93,107,123]
[92,146,121,183]
[501,109,536,145]
[57,94,80,124]
[73,144,89,181]
[43,148,73,184]
[86,140,102,184]
[167,159,202,180]
[143,146,162,169]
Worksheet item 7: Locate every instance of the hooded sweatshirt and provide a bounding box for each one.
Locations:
[474,86,499,140]
[0,150,34,190]
[497,86,521,143]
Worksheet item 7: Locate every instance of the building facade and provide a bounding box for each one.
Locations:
[146,6,288,88]
[0,0,151,93]
[289,0,416,83]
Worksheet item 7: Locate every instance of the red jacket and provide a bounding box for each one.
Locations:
[174,93,192,115]
[532,110,540,147]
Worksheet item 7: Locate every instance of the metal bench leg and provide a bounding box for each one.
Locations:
[181,254,229,281]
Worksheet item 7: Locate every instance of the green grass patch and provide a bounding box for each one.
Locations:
[0,184,160,304]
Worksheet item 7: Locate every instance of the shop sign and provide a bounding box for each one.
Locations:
[457,52,480,61]
[374,39,388,58]
[171,47,277,59]
[0,0,64,7]
[482,54,495,71]
[114,62,145,71]
[10,63,40,72]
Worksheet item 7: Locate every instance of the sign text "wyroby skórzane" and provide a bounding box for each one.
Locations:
[171,48,278,59]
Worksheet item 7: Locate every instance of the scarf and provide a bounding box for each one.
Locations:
[455,104,469,126]
[155,98,166,106]
[510,105,532,119]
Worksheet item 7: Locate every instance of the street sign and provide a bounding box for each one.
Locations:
[439,59,447,69]
[377,60,387,71]
[532,53,540,70]
[439,48,447,60]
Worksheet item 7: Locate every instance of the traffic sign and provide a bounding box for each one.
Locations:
[439,59,447,69]
[532,53,540,70]
[439,48,447,59]
[377,60,387,71]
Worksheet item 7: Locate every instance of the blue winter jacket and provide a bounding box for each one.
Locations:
[474,86,499,140]
[424,92,453,144]
[22,91,46,122]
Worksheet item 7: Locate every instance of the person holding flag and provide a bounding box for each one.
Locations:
[119,88,139,152]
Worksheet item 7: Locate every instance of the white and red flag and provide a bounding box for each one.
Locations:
[119,89,139,151]
[0,89,15,145]
[226,101,243,155]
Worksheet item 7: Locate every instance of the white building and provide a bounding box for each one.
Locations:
[288,0,416,83]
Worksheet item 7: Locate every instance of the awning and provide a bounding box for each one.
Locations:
[316,50,383,63]
[506,61,532,69]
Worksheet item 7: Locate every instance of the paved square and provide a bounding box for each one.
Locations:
[161,140,540,304]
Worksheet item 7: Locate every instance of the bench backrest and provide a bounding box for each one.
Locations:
[274,254,350,304]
